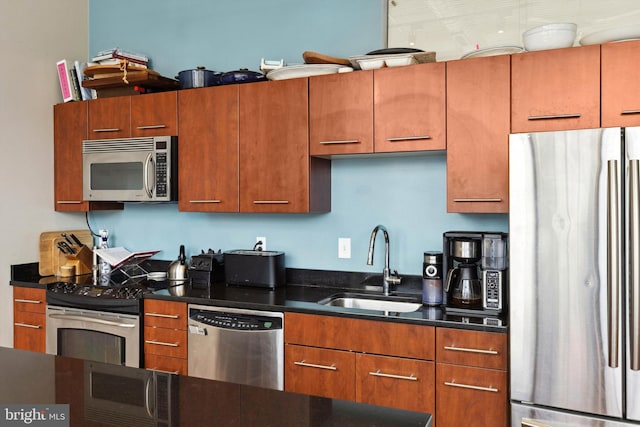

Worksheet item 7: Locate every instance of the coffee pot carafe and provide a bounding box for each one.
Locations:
[445,263,482,309]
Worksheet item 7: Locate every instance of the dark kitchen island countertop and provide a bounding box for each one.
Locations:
[0,346,432,427]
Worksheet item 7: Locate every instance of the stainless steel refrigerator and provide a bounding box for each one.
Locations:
[509,127,640,427]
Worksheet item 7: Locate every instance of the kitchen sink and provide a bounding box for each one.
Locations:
[317,293,422,313]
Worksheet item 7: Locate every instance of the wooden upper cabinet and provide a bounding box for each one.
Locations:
[446,55,510,213]
[87,96,131,139]
[602,40,640,127]
[374,62,446,152]
[178,85,239,212]
[511,45,601,133]
[131,91,178,136]
[54,102,122,212]
[239,79,330,213]
[309,71,374,156]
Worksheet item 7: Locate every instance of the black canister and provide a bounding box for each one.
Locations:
[422,252,443,305]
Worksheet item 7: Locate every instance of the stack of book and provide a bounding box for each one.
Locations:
[91,47,149,68]
[56,59,94,102]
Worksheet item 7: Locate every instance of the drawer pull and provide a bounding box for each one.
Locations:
[14,322,42,329]
[145,340,179,347]
[189,200,221,204]
[14,299,42,304]
[294,360,337,371]
[386,135,431,142]
[521,419,552,427]
[444,345,498,355]
[92,128,121,133]
[136,124,167,130]
[253,200,289,205]
[622,110,640,115]
[319,139,360,145]
[368,370,417,381]
[527,113,581,121]
[145,312,180,319]
[453,198,502,203]
[444,380,498,393]
[56,201,82,204]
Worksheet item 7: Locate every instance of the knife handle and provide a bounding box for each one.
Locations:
[69,233,83,246]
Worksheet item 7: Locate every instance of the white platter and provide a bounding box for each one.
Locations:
[267,64,352,80]
[580,25,640,45]
[461,46,524,59]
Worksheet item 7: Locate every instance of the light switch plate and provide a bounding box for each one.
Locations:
[338,237,351,259]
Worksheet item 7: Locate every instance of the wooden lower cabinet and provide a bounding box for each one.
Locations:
[435,363,507,427]
[13,287,46,353]
[143,300,188,375]
[285,344,355,401]
[356,353,435,413]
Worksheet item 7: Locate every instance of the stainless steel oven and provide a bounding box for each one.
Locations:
[46,305,141,367]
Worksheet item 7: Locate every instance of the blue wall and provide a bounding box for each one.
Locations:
[88,0,508,276]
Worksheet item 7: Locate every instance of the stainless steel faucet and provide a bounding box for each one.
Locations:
[367,224,401,295]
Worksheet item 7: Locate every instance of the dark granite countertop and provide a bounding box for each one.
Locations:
[10,262,507,332]
[0,346,432,427]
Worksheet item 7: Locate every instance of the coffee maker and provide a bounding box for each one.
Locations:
[443,231,508,316]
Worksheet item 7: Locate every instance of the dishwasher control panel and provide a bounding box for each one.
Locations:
[189,308,283,331]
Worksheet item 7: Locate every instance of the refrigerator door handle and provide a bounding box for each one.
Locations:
[521,419,552,427]
[608,159,621,369]
[630,158,640,371]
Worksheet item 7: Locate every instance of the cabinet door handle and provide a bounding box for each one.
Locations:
[368,370,417,381]
[56,201,82,205]
[444,380,498,393]
[443,345,498,355]
[148,368,180,375]
[253,200,289,205]
[92,128,121,132]
[145,312,180,319]
[527,113,581,121]
[14,299,42,304]
[14,322,42,329]
[319,139,360,145]
[189,200,221,204]
[622,110,640,115]
[136,124,167,130]
[386,135,431,142]
[294,360,337,370]
[453,198,502,203]
[145,340,179,347]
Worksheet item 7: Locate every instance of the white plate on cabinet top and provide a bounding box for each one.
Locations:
[266,64,353,80]
[460,45,524,59]
[580,25,640,45]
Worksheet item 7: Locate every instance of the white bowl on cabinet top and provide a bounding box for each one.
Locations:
[523,22,577,51]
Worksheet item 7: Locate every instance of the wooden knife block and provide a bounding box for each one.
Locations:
[63,245,94,276]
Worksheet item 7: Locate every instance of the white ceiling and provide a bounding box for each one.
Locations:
[388,0,640,60]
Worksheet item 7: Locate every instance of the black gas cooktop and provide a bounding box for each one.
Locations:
[46,278,166,314]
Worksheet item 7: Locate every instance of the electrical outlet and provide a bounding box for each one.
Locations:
[338,237,351,259]
[256,236,266,251]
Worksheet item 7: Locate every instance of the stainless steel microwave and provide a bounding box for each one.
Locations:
[82,136,177,202]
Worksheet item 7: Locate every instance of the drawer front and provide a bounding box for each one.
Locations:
[13,287,46,314]
[285,312,435,360]
[356,353,435,414]
[145,353,187,375]
[13,312,46,352]
[144,300,187,330]
[436,327,507,369]
[436,363,508,427]
[144,327,187,359]
[285,344,355,401]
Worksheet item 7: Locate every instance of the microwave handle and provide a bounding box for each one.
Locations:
[144,153,155,198]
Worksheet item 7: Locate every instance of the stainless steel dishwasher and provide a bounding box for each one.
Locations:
[187,304,284,390]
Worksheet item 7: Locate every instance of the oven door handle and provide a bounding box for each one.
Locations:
[48,313,137,328]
